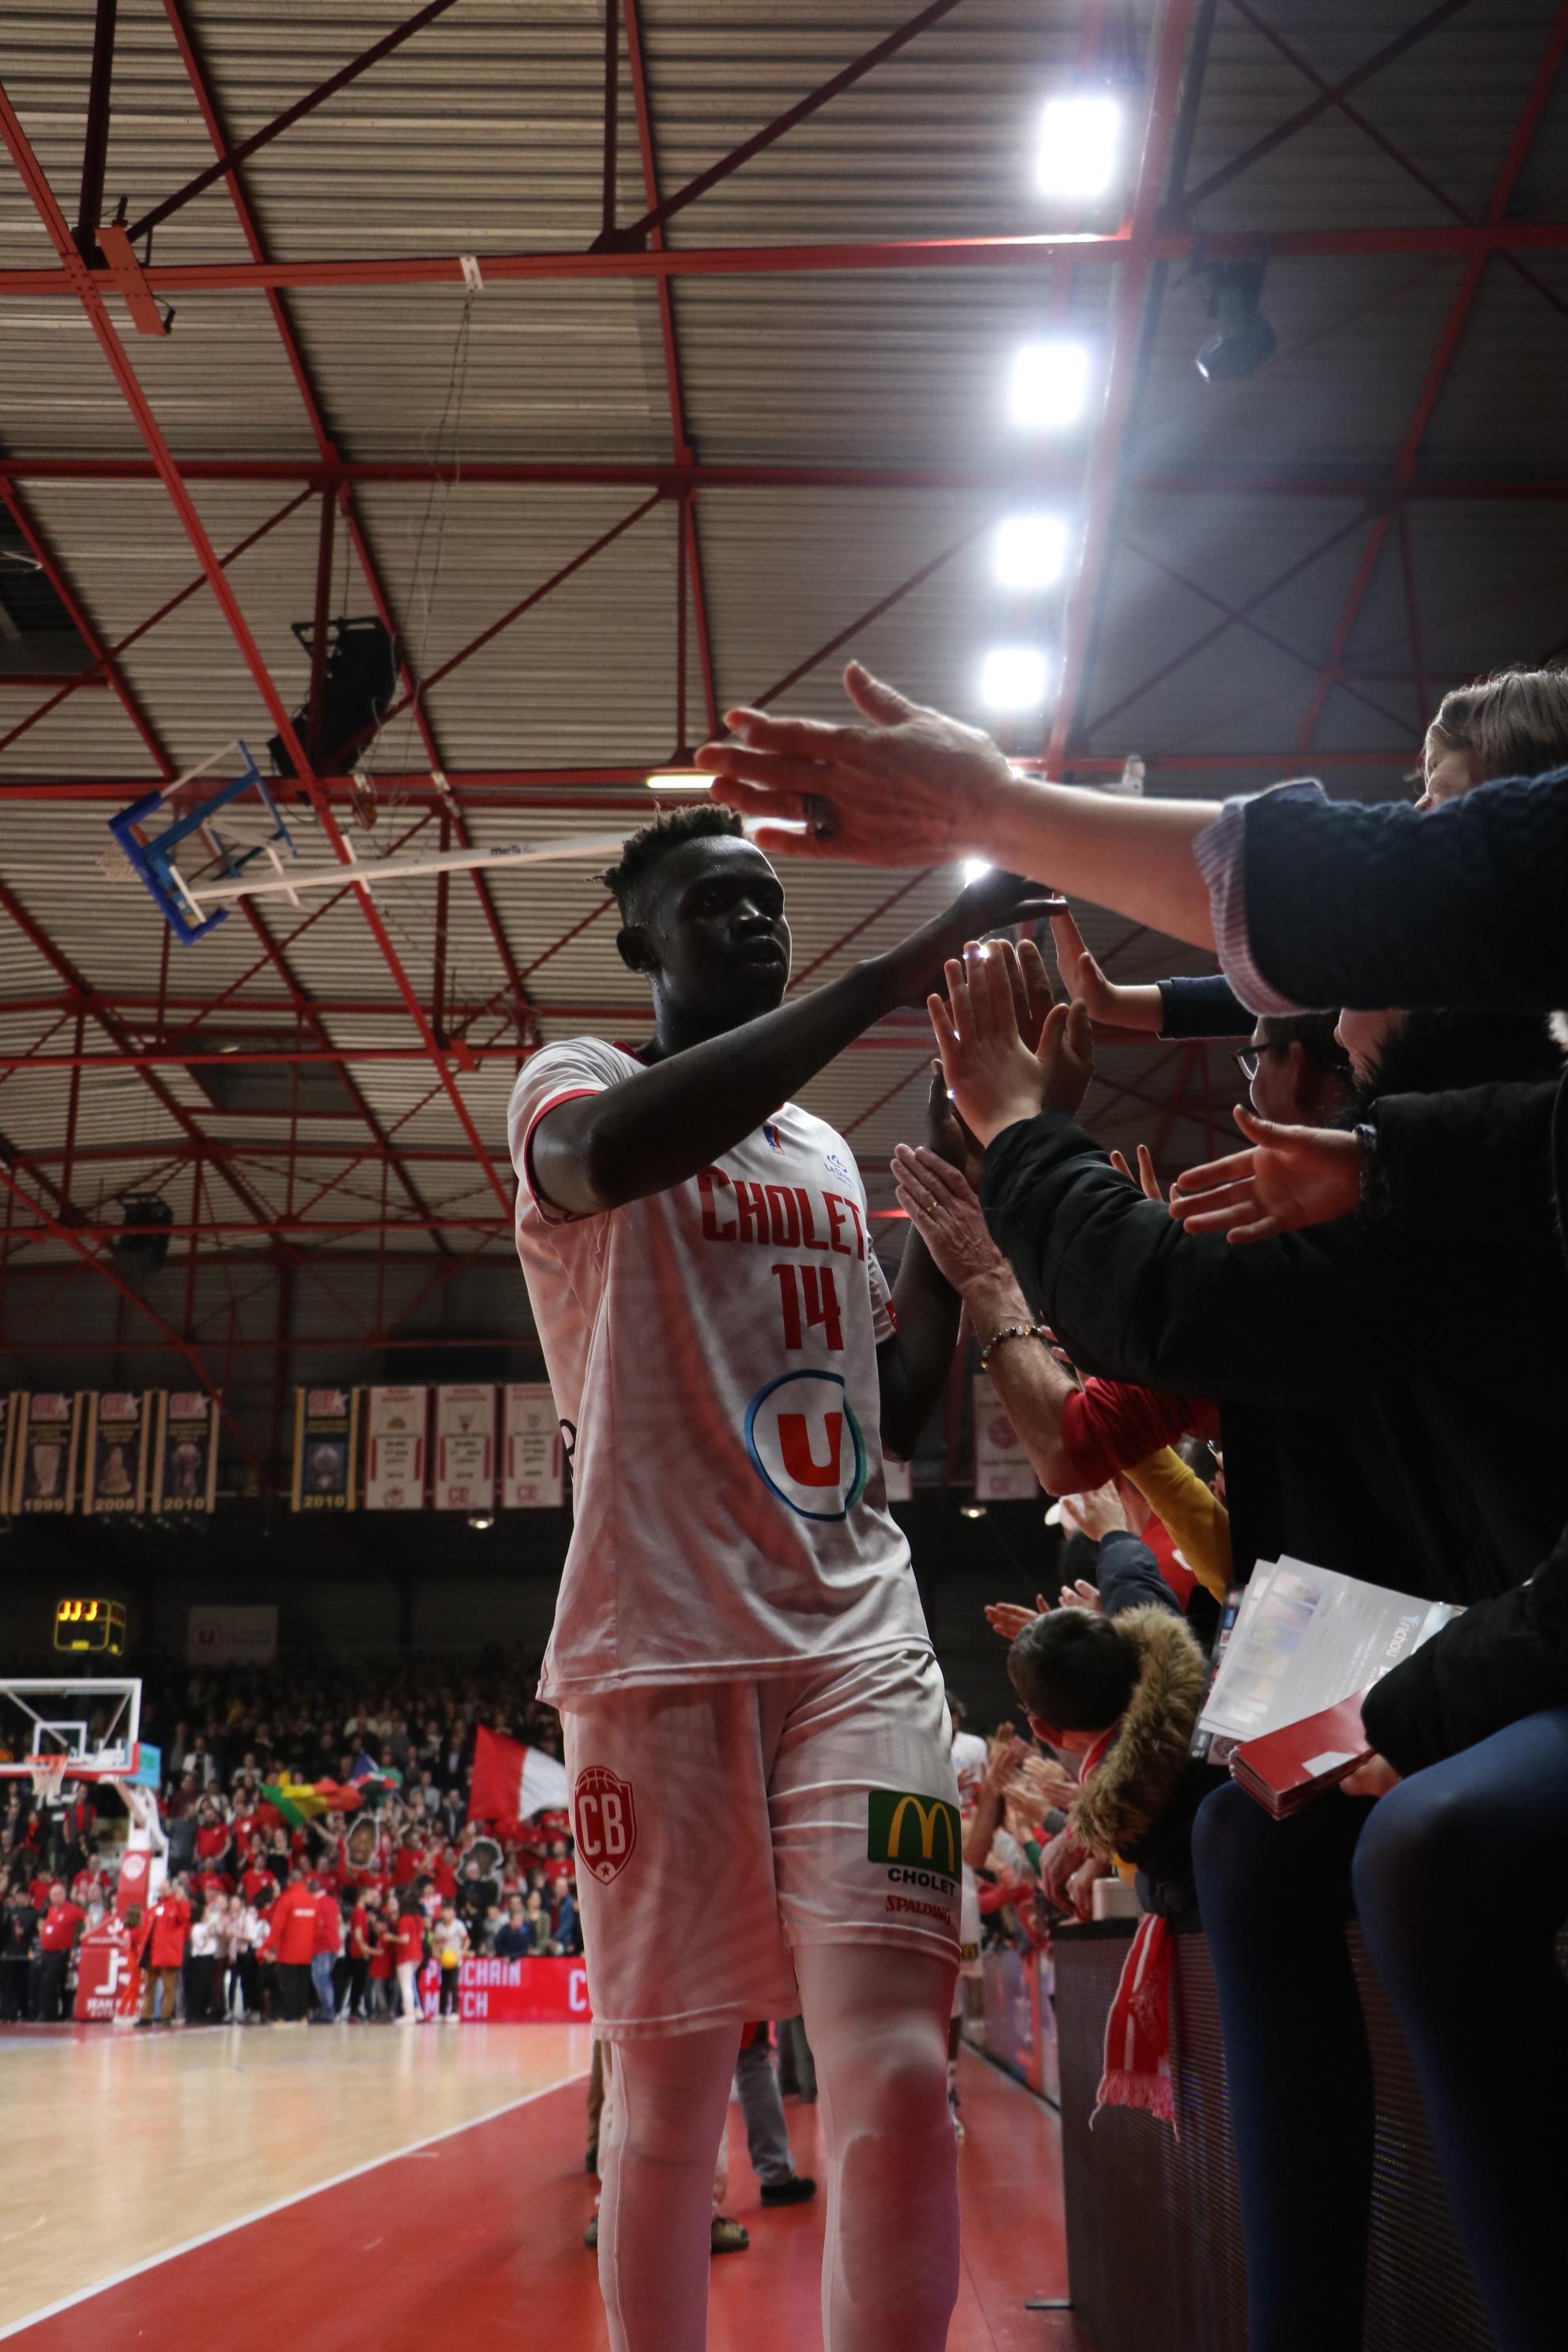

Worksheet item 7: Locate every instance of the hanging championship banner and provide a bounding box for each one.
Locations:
[434,1384,496,1512]
[11,1392,85,1515]
[973,1372,1037,1503]
[292,1387,359,1511]
[502,1383,563,1510]
[83,1391,153,1516]
[0,1393,19,1513]
[364,1385,428,1510]
[153,1391,220,1514]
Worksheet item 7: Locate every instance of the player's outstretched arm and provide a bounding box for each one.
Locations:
[530,868,1052,1216]
[696,662,1221,948]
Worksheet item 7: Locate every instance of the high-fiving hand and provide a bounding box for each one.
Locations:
[1168,1107,1365,1242]
[927,937,1094,1148]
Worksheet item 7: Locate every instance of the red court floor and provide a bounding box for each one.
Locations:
[10,2046,1088,2351]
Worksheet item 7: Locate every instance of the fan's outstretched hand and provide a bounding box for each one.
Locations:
[696,661,1020,866]
[1169,1107,1364,1242]
[929,938,1093,1148]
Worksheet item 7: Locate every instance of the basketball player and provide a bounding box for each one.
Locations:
[510,806,1042,2352]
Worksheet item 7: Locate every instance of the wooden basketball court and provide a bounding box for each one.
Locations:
[0,2028,1080,2350]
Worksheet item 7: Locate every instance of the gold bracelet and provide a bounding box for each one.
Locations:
[979,1321,1047,1373]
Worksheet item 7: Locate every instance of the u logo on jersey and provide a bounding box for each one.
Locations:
[573,1766,639,1885]
[744,1370,867,1521]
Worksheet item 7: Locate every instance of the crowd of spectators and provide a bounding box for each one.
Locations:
[699,657,1568,2352]
[0,1649,581,2024]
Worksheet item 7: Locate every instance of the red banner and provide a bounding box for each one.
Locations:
[423,1954,592,2022]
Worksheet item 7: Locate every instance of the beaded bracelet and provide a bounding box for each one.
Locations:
[979,1321,1048,1374]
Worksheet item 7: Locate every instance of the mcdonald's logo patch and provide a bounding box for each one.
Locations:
[573,1765,639,1885]
[867,1788,960,1883]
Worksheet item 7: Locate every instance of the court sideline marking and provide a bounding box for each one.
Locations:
[0,2067,590,2343]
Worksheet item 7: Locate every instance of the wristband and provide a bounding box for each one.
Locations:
[979,1321,1047,1373]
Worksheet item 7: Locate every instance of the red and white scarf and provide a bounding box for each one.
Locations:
[1077,1719,1176,2128]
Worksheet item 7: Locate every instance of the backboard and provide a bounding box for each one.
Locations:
[0,1679,143,1782]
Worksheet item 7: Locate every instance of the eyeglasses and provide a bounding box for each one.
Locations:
[1231,1049,1260,1081]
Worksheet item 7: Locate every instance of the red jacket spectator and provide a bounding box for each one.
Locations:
[394,1838,421,1886]
[194,1823,230,1863]
[38,1897,85,1953]
[239,1865,277,1905]
[311,1889,341,1958]
[141,1894,190,1969]
[431,1852,458,1901]
[394,1913,426,1969]
[269,1882,319,1966]
[369,1917,395,1982]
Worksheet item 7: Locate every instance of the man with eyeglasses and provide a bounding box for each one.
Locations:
[1231,1012,1351,1129]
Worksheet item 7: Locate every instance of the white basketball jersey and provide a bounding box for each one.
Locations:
[509,1038,931,1699]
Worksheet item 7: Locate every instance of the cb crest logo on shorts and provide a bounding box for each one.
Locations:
[573,1765,639,1884]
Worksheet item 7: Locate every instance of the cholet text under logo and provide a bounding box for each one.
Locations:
[744,1370,867,1522]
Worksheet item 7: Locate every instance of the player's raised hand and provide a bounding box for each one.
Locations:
[696,662,1023,865]
[880,870,1062,1011]
[1169,1106,1365,1242]
[892,1140,1007,1288]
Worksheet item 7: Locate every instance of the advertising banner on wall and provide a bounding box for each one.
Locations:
[187,1604,279,1668]
[10,1393,85,1515]
[411,1954,592,2023]
[972,1373,1037,1503]
[364,1386,428,1511]
[501,1383,563,1510]
[292,1388,359,1512]
[434,1385,496,1513]
[153,1392,220,1515]
[83,1391,153,1516]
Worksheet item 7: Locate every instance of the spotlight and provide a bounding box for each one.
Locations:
[112,1195,174,1278]
[1008,339,1091,431]
[980,646,1050,712]
[962,859,992,886]
[961,1503,987,1520]
[1194,260,1277,383]
[467,1511,495,1531]
[995,514,1069,591]
[1037,96,1121,200]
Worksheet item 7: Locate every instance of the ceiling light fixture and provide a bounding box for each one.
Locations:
[1008,339,1091,431]
[1037,96,1121,200]
[962,858,992,886]
[995,514,1070,590]
[960,1503,987,1520]
[645,770,710,795]
[980,646,1050,712]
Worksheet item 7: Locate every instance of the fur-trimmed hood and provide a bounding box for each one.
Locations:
[1071,1607,1209,1863]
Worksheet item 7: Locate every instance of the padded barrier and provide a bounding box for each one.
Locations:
[1054,1921,1568,2352]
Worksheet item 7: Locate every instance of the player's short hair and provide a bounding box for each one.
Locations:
[602,805,745,923]
[1008,1609,1140,1732]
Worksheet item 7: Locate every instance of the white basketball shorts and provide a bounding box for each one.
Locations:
[561,1645,962,2039]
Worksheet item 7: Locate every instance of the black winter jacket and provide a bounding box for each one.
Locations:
[979,1110,1568,1611]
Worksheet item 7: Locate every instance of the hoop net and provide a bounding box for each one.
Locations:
[28,1753,71,1804]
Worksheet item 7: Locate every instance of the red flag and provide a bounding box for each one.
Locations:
[468,1725,569,1830]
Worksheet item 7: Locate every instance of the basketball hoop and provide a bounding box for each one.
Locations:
[28,1753,71,1805]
